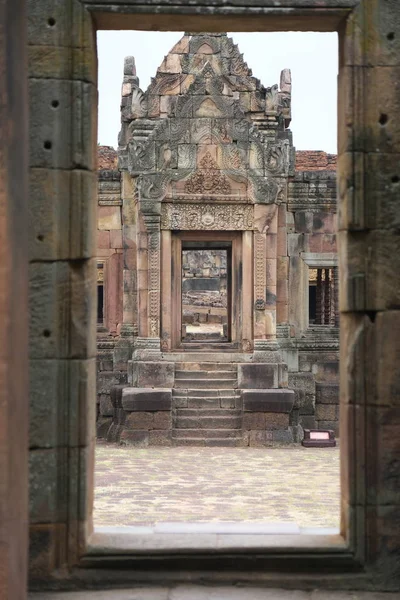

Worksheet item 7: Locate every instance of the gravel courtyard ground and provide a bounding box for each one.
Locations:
[94,443,340,529]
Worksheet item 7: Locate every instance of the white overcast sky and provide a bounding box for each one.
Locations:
[97,31,338,153]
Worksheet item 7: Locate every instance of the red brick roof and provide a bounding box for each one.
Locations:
[295,151,337,171]
[98,145,118,170]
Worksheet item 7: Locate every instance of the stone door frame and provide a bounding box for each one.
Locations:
[166,231,247,351]
[18,0,400,593]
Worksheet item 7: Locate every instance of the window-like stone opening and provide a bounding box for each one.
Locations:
[308,267,338,326]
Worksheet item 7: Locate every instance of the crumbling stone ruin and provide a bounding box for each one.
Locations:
[96,33,339,447]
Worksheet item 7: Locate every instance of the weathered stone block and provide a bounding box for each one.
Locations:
[131,362,174,388]
[339,229,400,311]
[265,413,290,430]
[97,230,110,249]
[110,229,123,248]
[312,361,339,383]
[288,372,315,395]
[366,405,400,505]
[315,404,339,421]
[29,79,95,170]
[243,413,265,430]
[238,363,278,389]
[99,395,113,417]
[288,233,306,255]
[97,371,127,395]
[149,430,173,446]
[374,311,400,408]
[154,412,172,430]
[242,389,294,413]
[29,449,66,523]
[124,412,154,430]
[98,206,121,230]
[248,430,273,447]
[29,259,96,359]
[122,388,172,412]
[316,383,339,405]
[272,429,294,443]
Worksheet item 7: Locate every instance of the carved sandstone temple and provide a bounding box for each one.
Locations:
[96,33,339,446]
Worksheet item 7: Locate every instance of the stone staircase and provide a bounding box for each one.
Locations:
[172,362,243,446]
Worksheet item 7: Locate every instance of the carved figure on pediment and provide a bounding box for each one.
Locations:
[228,118,249,142]
[189,76,207,95]
[188,211,199,228]
[211,119,232,144]
[147,73,182,96]
[157,143,176,170]
[231,53,252,77]
[265,140,289,176]
[184,152,231,194]
[131,86,147,119]
[249,176,280,205]
[280,68,292,93]
[220,145,248,185]
[265,84,279,112]
[178,144,197,170]
[139,173,169,201]
[189,35,222,55]
[170,212,180,229]
[170,118,190,142]
[129,140,156,172]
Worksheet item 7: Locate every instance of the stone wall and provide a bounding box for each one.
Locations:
[96,153,126,437]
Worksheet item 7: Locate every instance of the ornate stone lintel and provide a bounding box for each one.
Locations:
[161,203,254,230]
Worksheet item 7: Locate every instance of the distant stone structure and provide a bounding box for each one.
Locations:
[96,33,338,446]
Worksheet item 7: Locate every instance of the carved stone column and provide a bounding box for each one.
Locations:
[146,217,161,339]
[113,172,137,371]
[253,231,268,339]
[316,268,323,325]
[324,268,331,325]
[265,207,278,341]
[333,265,339,327]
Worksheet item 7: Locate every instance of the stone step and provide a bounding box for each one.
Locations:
[174,379,237,389]
[165,352,252,363]
[186,398,241,409]
[176,408,241,417]
[175,362,237,372]
[173,389,239,398]
[175,370,237,380]
[174,416,242,429]
[172,437,245,447]
[173,428,242,438]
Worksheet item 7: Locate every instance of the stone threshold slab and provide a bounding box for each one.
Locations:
[87,525,343,554]
[29,588,400,600]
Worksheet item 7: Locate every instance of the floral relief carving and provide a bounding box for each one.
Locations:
[184,152,231,195]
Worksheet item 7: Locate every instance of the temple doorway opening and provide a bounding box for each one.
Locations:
[182,246,230,344]
[94,30,340,531]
